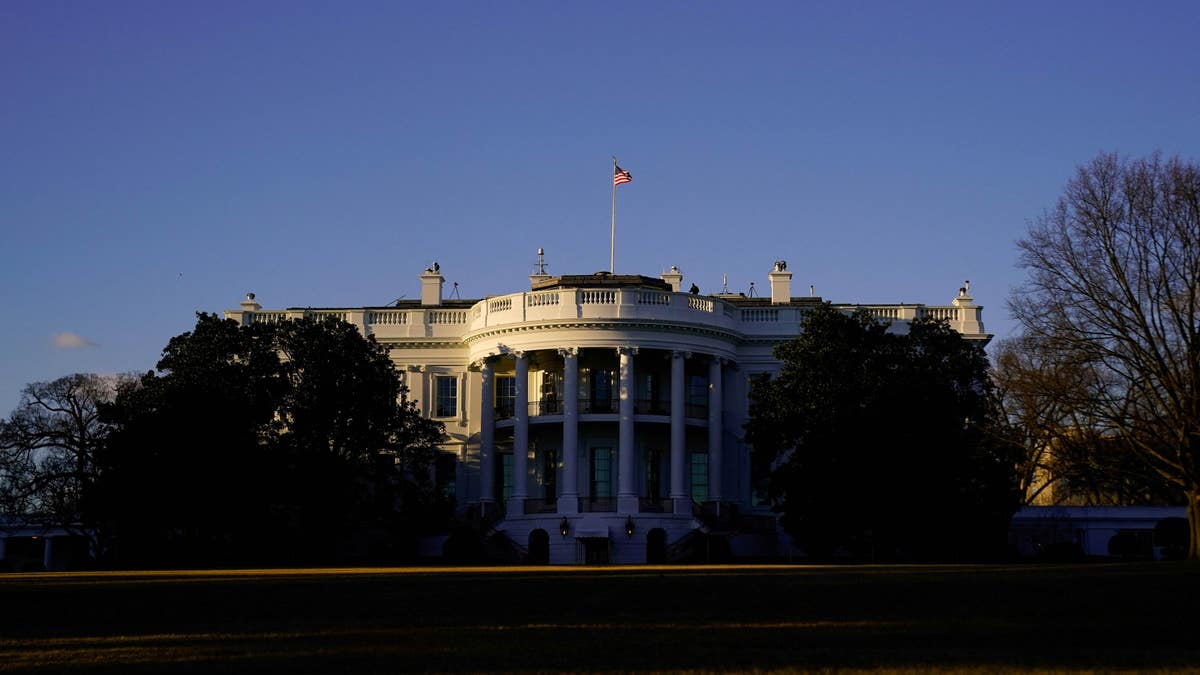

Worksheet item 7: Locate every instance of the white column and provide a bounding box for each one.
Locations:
[670,350,690,514]
[708,357,724,502]
[617,346,639,514]
[42,536,55,571]
[510,351,530,514]
[478,358,495,504]
[559,347,580,514]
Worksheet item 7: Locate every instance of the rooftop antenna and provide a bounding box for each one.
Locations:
[809,285,814,297]
[533,247,549,275]
[450,282,461,300]
[747,281,757,297]
[722,274,729,294]
[391,295,407,306]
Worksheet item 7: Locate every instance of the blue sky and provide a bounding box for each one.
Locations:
[2,1,1198,413]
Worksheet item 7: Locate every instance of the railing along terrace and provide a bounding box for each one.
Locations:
[580,498,616,513]
[580,290,617,305]
[526,291,559,307]
[577,398,618,414]
[741,308,779,322]
[634,398,670,415]
[639,498,672,513]
[528,399,562,416]
[919,307,961,321]
[427,309,467,324]
[638,290,671,305]
[366,309,409,325]
[523,498,558,514]
[248,311,287,325]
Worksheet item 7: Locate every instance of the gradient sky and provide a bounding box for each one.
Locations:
[3,0,1199,414]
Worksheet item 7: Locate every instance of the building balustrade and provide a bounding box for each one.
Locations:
[580,498,616,513]
[638,498,673,513]
[523,498,558,514]
[577,398,618,414]
[633,398,669,415]
[234,289,982,342]
[496,397,708,420]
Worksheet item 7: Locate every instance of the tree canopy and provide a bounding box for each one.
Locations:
[1010,152,1200,558]
[92,313,444,566]
[747,304,1019,561]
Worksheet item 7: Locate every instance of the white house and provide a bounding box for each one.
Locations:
[225,257,989,564]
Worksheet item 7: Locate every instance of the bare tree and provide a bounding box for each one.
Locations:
[0,373,130,558]
[1011,152,1200,558]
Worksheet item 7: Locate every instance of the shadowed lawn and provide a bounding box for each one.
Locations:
[1,563,1198,673]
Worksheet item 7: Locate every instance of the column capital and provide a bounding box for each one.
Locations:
[671,350,692,360]
[616,345,639,357]
[404,364,425,372]
[557,346,579,358]
[468,354,498,371]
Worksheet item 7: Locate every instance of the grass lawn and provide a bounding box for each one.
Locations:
[1,563,1198,673]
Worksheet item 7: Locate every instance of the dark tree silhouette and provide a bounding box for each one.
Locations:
[747,304,1019,561]
[97,313,444,566]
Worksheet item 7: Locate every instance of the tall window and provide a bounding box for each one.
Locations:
[495,376,516,418]
[646,448,663,500]
[543,449,558,502]
[539,372,561,414]
[435,375,458,418]
[690,452,709,502]
[590,369,613,412]
[639,373,663,413]
[501,453,514,501]
[591,448,612,499]
[686,375,707,407]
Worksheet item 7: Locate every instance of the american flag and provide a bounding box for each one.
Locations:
[613,165,632,186]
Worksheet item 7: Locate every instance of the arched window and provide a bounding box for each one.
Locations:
[528,529,550,564]
[646,528,667,564]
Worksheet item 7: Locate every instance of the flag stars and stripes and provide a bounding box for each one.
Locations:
[613,165,632,186]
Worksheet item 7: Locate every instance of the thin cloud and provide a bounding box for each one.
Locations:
[52,332,97,349]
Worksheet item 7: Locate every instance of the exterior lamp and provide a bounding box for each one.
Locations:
[559,517,570,538]
[624,516,635,538]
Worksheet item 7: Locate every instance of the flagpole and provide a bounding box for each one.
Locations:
[610,156,617,273]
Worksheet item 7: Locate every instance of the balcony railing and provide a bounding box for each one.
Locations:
[496,398,706,419]
[528,399,562,416]
[523,498,558,514]
[634,399,669,415]
[580,498,616,513]
[577,398,618,414]
[638,498,672,513]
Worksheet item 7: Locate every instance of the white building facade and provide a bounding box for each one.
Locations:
[226,261,989,564]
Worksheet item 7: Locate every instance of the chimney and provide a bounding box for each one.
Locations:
[768,260,792,304]
[661,265,683,292]
[420,263,444,306]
